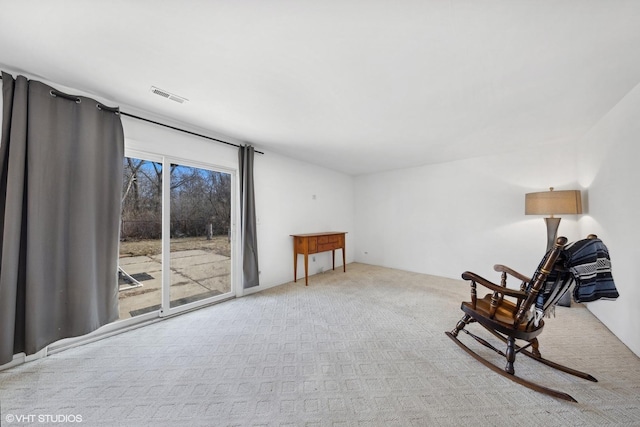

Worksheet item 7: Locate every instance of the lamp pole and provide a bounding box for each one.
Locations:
[544,216,562,252]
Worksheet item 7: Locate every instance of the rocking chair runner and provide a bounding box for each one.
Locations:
[446,235,600,402]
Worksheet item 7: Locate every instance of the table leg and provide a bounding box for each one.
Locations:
[342,246,346,272]
[304,253,309,286]
[293,251,297,282]
[332,249,335,270]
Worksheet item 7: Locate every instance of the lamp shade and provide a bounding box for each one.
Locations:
[525,188,582,215]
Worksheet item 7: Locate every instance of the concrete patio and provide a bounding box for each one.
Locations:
[117,249,231,319]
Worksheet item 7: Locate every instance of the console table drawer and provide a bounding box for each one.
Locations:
[318,235,340,244]
[318,242,340,251]
[308,237,317,253]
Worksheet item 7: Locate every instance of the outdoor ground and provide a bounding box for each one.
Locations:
[117,235,231,319]
[119,235,231,258]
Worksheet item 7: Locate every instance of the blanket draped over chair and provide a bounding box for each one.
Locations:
[564,237,619,303]
[533,236,619,325]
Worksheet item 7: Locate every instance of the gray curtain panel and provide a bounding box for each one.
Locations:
[0,72,124,364]
[238,145,259,289]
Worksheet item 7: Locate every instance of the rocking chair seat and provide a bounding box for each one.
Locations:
[461,294,544,340]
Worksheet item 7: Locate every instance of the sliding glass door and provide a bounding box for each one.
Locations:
[167,163,232,311]
[118,154,235,320]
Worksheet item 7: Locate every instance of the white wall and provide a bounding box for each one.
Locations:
[253,152,355,290]
[355,142,581,281]
[123,115,240,170]
[355,114,639,356]
[575,83,640,356]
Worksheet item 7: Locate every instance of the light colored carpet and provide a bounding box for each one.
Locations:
[1,263,639,426]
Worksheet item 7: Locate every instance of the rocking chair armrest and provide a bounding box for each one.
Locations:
[461,271,528,299]
[493,264,531,283]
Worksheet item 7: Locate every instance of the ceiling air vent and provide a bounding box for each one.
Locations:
[150,86,188,104]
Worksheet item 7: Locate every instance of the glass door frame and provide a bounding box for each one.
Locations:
[118,149,165,326]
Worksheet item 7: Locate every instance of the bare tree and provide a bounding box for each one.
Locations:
[122,158,145,212]
[121,158,231,240]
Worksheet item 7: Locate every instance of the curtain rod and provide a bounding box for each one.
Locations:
[119,111,264,154]
[0,73,264,154]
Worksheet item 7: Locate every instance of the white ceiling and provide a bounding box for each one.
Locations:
[1,1,640,175]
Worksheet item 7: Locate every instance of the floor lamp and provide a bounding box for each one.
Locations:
[525,187,582,306]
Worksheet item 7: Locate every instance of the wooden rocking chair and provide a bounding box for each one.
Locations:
[446,236,598,402]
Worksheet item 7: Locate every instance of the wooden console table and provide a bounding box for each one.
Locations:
[291,232,347,285]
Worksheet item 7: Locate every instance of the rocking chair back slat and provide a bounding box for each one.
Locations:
[514,237,567,326]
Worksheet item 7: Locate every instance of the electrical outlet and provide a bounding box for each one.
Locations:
[312,256,316,262]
